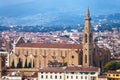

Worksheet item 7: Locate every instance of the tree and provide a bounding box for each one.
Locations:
[11,59,15,68]
[103,61,120,72]
[24,58,28,68]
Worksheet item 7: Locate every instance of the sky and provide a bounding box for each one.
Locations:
[0,0,120,26]
[0,0,120,17]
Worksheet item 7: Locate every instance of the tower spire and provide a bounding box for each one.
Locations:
[82,9,93,67]
[85,8,91,20]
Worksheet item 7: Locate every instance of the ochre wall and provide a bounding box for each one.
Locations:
[10,47,79,68]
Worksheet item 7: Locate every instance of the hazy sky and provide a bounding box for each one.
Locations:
[0,0,119,17]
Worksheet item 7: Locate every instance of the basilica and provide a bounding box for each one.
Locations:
[9,9,110,70]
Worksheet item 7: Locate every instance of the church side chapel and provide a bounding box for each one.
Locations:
[9,9,110,70]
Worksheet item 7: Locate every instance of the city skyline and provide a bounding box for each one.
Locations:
[0,5,120,80]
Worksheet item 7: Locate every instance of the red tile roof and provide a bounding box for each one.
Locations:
[39,67,65,73]
[65,66,98,72]
[38,66,98,73]
[98,74,107,78]
[17,43,82,49]
[108,70,120,74]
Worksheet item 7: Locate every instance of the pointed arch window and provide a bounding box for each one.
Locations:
[89,33,92,43]
[85,34,87,43]
[85,55,87,63]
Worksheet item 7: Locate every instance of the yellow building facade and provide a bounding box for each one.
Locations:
[10,43,82,68]
[107,70,120,80]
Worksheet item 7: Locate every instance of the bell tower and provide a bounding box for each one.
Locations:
[82,8,93,67]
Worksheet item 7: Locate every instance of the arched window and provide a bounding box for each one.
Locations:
[85,55,87,63]
[89,33,92,43]
[71,55,74,59]
[85,34,87,43]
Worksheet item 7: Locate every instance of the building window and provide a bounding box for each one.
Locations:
[41,75,43,79]
[81,76,83,79]
[60,76,62,79]
[85,55,87,63]
[50,75,52,79]
[67,76,69,79]
[89,33,92,43]
[71,76,73,79]
[55,75,57,79]
[85,76,87,79]
[76,76,78,79]
[91,76,96,80]
[46,75,48,79]
[71,55,74,59]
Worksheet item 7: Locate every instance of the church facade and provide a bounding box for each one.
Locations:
[9,9,111,69]
[10,43,82,68]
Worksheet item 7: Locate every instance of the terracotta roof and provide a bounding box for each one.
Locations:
[25,72,38,78]
[65,66,98,72]
[17,43,82,49]
[39,67,65,73]
[38,66,98,73]
[108,70,120,74]
[98,74,107,78]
